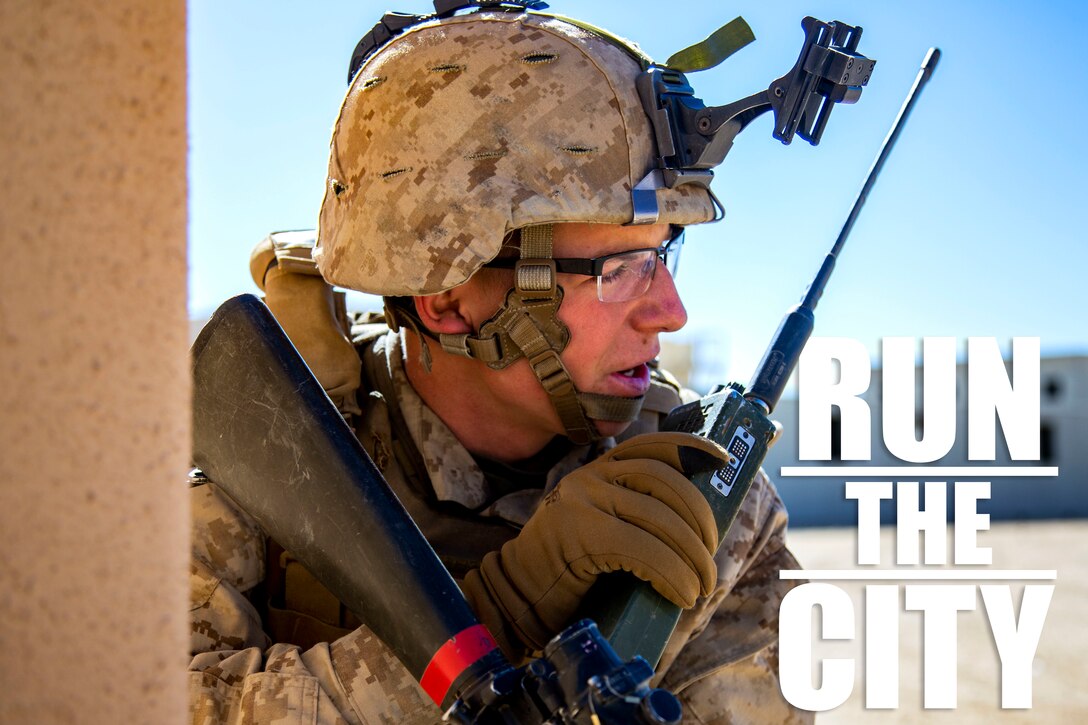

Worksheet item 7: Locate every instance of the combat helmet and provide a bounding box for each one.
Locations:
[313,0,873,443]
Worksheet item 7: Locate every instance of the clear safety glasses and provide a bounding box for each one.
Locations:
[486,227,685,303]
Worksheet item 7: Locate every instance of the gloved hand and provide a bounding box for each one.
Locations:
[260,263,362,418]
[462,431,729,656]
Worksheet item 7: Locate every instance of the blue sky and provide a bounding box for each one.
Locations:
[189,1,1087,387]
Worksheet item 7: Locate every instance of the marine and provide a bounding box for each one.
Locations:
[189,3,815,722]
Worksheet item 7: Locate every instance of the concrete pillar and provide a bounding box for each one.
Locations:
[0,2,189,722]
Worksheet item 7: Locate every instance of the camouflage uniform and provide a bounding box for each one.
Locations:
[188,323,812,724]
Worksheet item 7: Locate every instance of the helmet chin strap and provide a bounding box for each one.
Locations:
[418,224,645,445]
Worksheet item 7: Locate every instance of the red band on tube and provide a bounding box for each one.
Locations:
[419,624,499,705]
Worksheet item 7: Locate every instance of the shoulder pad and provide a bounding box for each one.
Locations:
[249,230,320,291]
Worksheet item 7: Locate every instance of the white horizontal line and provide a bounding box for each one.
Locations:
[779,467,1060,477]
[780,569,1057,581]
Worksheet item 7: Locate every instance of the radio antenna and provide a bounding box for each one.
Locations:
[744,48,942,413]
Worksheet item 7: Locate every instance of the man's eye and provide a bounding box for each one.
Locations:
[601,260,635,284]
[600,251,656,288]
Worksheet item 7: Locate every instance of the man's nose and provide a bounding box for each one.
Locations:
[632,259,688,333]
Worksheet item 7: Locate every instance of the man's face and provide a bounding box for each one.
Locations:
[463,222,687,443]
[552,222,687,438]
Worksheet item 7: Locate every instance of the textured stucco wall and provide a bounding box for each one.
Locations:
[0,2,189,722]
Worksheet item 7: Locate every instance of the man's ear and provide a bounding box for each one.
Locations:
[413,291,473,335]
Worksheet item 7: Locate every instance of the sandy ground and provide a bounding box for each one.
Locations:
[782,520,1088,723]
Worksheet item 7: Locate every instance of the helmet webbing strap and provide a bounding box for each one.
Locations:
[434,224,646,443]
[491,224,598,445]
[579,392,643,422]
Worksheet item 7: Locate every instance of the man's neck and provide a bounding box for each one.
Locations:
[402,332,558,463]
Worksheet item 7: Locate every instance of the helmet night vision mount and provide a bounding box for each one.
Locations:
[632,15,875,222]
[348,0,876,225]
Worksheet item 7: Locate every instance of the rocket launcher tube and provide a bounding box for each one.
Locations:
[190,294,508,709]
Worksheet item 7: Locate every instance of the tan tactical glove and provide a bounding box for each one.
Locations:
[462,432,728,657]
[250,235,363,419]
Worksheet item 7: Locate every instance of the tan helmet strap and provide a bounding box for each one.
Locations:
[502,224,599,445]
[435,224,648,443]
[579,392,645,423]
[442,224,592,444]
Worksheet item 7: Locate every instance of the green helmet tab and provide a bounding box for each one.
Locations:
[665,17,755,73]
